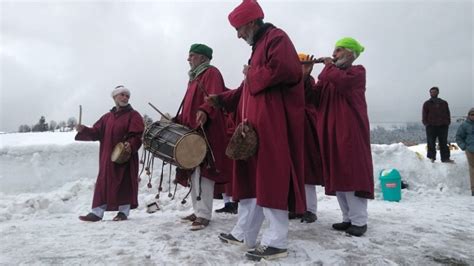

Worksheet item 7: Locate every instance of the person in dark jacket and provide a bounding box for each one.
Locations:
[76,85,144,222]
[422,87,454,163]
[456,108,474,195]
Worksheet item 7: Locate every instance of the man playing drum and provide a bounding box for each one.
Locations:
[177,44,232,231]
[76,85,144,222]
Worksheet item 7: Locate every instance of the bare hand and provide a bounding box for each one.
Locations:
[196,110,208,125]
[322,57,334,66]
[123,141,132,153]
[243,64,250,76]
[75,124,85,132]
[204,94,220,108]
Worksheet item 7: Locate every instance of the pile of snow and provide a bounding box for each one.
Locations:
[0,132,472,265]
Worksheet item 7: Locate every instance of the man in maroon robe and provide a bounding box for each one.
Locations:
[288,53,324,223]
[177,43,231,231]
[202,0,305,261]
[76,85,144,222]
[314,37,374,237]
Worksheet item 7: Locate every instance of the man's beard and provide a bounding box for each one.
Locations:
[115,100,129,107]
[334,54,352,68]
[244,28,256,46]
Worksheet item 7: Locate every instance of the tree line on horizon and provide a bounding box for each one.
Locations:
[17,115,155,133]
[16,115,463,145]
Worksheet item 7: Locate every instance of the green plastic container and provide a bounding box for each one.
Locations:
[379,169,401,202]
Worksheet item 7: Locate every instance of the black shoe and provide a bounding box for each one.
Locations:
[471,191,474,196]
[79,213,102,222]
[441,159,455,164]
[300,211,317,223]
[345,224,367,237]
[215,202,238,214]
[288,212,303,220]
[218,233,243,245]
[332,222,351,231]
[245,245,288,261]
[112,212,128,221]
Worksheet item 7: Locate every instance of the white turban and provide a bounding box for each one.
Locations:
[111,85,131,98]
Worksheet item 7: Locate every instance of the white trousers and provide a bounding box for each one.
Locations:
[222,193,231,203]
[91,204,130,218]
[305,184,318,213]
[231,198,288,249]
[190,168,215,220]
[336,191,368,226]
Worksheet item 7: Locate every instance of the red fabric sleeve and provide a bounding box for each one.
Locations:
[246,35,301,96]
[127,111,144,153]
[198,68,226,120]
[323,64,366,95]
[217,83,243,113]
[74,115,106,141]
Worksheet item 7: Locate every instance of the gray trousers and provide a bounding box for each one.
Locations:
[305,184,318,213]
[91,204,130,218]
[336,191,368,226]
[231,198,289,249]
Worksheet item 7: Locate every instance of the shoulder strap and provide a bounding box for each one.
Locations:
[122,111,134,141]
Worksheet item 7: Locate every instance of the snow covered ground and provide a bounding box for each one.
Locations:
[0,132,473,265]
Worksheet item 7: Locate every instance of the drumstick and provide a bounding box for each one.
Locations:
[148,102,171,121]
[79,105,82,125]
[200,124,216,163]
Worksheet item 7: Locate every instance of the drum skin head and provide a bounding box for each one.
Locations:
[111,142,130,164]
[175,133,207,169]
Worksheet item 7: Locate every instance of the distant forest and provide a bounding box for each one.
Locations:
[370,121,462,145]
[16,115,464,146]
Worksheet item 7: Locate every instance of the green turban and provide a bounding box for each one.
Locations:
[189,43,213,60]
[335,37,365,57]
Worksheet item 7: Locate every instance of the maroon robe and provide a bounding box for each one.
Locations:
[176,66,231,183]
[304,75,324,185]
[314,64,374,199]
[75,105,144,210]
[218,24,306,213]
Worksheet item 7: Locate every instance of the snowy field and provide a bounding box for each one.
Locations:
[0,132,473,265]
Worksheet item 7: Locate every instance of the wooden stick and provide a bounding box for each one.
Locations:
[148,102,171,121]
[79,105,82,125]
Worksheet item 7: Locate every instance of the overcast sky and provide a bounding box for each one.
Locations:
[1,0,473,132]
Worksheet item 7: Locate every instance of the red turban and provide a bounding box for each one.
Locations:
[228,0,264,28]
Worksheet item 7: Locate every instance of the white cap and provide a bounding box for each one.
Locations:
[111,85,131,98]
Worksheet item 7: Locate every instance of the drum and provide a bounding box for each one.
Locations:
[143,121,207,169]
[111,142,131,164]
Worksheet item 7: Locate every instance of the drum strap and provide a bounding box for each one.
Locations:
[122,112,134,141]
[174,99,184,120]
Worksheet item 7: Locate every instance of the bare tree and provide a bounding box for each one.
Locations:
[32,116,48,132]
[67,117,77,131]
[49,120,58,131]
[58,121,66,132]
[18,124,31,132]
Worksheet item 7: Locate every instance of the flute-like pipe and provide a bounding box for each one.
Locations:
[302,57,334,64]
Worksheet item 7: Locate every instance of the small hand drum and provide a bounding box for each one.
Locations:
[111,142,131,164]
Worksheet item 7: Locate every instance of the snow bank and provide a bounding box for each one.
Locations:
[0,132,472,265]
